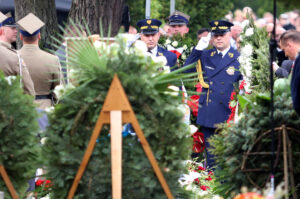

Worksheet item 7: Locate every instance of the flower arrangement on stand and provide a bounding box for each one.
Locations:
[34,179,52,199]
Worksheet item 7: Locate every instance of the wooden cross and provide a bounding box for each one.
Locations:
[67,74,174,199]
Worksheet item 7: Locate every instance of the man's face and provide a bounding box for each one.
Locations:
[280,40,296,60]
[168,24,189,37]
[0,26,17,43]
[212,32,231,51]
[140,32,160,50]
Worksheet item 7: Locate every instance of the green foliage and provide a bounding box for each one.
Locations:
[210,91,300,198]
[127,0,233,39]
[0,72,41,198]
[43,35,193,198]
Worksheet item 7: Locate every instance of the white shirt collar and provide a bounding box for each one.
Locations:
[149,45,158,56]
[217,46,231,58]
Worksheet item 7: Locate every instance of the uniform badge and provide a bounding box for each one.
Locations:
[228,52,234,58]
[214,21,219,26]
[226,66,235,75]
[147,20,152,24]
[158,52,163,56]
[210,51,216,56]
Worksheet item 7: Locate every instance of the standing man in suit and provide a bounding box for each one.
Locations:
[0,12,35,96]
[0,12,17,49]
[279,30,300,115]
[137,18,177,68]
[184,20,243,169]
[17,13,63,109]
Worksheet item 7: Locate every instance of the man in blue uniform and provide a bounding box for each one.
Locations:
[167,10,190,37]
[184,20,243,169]
[137,18,177,68]
[279,30,300,115]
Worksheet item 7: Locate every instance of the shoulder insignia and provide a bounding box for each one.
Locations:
[228,52,234,58]
[211,51,216,57]
[158,52,163,56]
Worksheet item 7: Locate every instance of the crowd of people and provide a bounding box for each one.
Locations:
[0,6,300,172]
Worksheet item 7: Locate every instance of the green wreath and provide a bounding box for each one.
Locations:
[43,36,194,198]
[0,72,41,199]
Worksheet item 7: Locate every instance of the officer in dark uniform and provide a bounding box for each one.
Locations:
[137,18,177,68]
[167,10,190,37]
[184,20,243,169]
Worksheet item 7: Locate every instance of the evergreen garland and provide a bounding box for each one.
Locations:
[0,72,41,198]
[210,90,300,198]
[43,36,193,198]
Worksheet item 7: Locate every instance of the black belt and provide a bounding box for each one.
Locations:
[35,94,52,100]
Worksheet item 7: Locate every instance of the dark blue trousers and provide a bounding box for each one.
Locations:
[202,126,216,169]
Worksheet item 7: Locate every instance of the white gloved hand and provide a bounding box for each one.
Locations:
[195,32,211,50]
[272,61,279,71]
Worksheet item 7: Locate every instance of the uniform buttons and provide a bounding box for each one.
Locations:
[221,82,224,85]
[210,90,212,93]
[209,99,212,102]
[210,81,213,85]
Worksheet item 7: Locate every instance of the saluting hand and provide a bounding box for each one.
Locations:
[196,32,211,51]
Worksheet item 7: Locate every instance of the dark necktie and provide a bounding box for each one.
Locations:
[215,52,223,65]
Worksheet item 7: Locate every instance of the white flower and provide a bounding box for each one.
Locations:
[190,46,194,51]
[241,19,249,29]
[212,195,222,199]
[181,53,187,60]
[245,28,254,37]
[93,40,106,50]
[5,76,16,85]
[189,125,198,134]
[165,39,171,44]
[133,40,148,55]
[183,44,187,50]
[40,137,47,145]
[172,41,178,47]
[44,106,54,113]
[162,65,171,74]
[167,85,179,96]
[241,44,253,57]
[152,55,167,66]
[53,84,65,99]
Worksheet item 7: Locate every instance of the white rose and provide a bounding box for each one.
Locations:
[241,44,253,57]
[152,55,167,66]
[165,39,171,44]
[5,76,16,85]
[133,40,148,55]
[93,40,106,50]
[172,41,178,47]
[183,44,187,50]
[44,106,54,113]
[245,28,254,37]
[189,125,198,134]
[53,84,65,99]
[181,53,187,60]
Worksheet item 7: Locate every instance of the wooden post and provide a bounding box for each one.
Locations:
[67,74,174,199]
[282,125,289,199]
[0,165,19,199]
[110,111,122,199]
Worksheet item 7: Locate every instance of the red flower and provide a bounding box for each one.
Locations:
[192,132,205,153]
[35,179,43,186]
[200,185,210,191]
[239,80,246,90]
[195,83,202,93]
[197,166,205,171]
[208,171,214,176]
[230,91,236,101]
[187,95,200,117]
[205,176,212,181]
[194,178,200,184]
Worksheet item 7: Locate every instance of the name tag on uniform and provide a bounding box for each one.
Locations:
[205,65,215,70]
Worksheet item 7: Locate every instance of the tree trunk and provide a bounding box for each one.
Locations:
[14,0,58,49]
[68,0,125,36]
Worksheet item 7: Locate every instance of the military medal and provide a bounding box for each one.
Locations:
[226,66,235,75]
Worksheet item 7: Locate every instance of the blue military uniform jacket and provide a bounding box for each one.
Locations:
[157,46,177,68]
[291,53,300,115]
[184,47,243,128]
